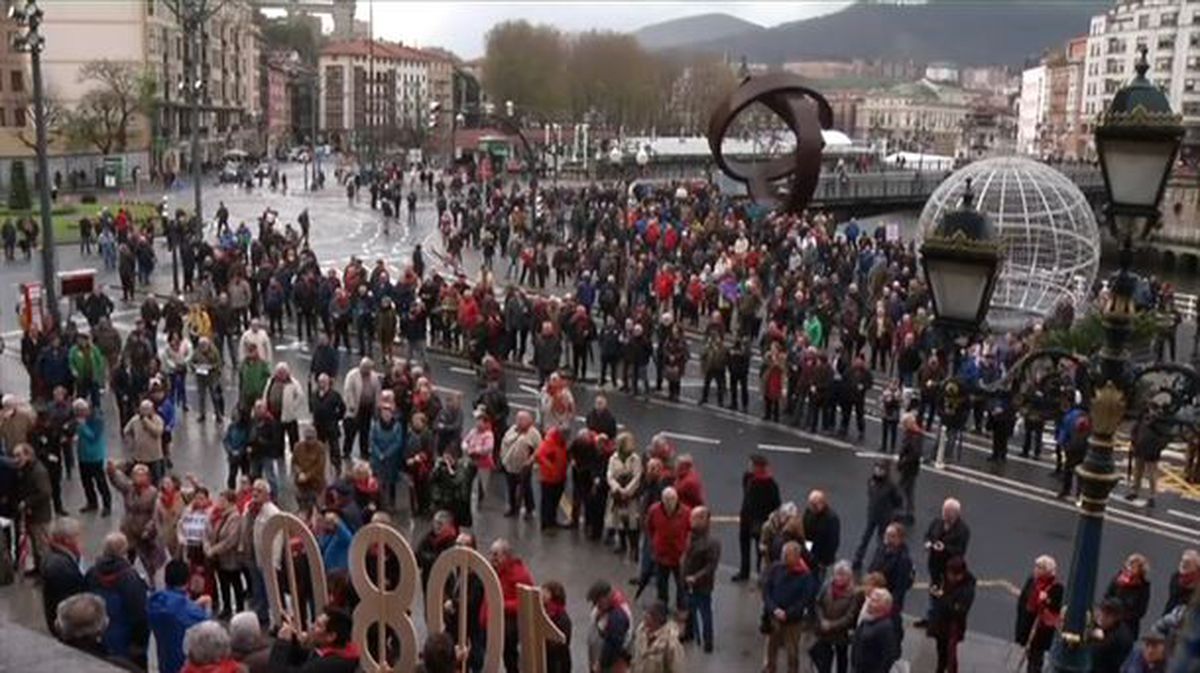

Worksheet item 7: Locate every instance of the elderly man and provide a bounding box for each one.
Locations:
[852,589,900,673]
[868,522,915,639]
[241,479,282,626]
[761,540,818,673]
[55,593,140,671]
[180,620,241,673]
[238,343,271,415]
[500,410,542,519]
[229,611,271,673]
[84,533,149,666]
[191,336,225,423]
[263,362,306,453]
[924,498,970,586]
[122,399,165,479]
[343,357,381,461]
[291,425,327,512]
[311,373,347,474]
[681,506,721,653]
[238,318,273,363]
[803,489,841,580]
[40,516,85,634]
[490,538,535,673]
[0,393,37,451]
[646,486,692,611]
[735,454,781,583]
[12,442,53,569]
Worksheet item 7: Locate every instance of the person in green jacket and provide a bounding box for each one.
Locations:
[68,333,107,406]
[804,313,826,349]
[238,343,270,415]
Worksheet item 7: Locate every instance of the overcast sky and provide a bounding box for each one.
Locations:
[354,2,851,59]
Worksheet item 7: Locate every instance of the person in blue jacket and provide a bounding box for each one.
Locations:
[148,559,211,673]
[370,401,406,510]
[317,509,354,572]
[84,532,149,668]
[75,399,111,515]
[761,540,818,673]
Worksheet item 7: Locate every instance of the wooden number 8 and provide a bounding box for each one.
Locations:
[257,512,327,631]
[349,523,420,673]
[425,546,505,673]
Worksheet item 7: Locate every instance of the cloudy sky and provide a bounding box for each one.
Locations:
[355,2,851,58]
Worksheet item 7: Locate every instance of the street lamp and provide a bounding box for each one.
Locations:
[10,0,58,325]
[918,178,1003,334]
[1094,45,1183,241]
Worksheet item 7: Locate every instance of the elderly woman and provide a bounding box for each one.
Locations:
[180,620,242,673]
[106,461,166,584]
[290,424,327,514]
[812,560,861,673]
[605,432,643,560]
[55,592,141,670]
[1015,555,1063,673]
[1104,553,1151,636]
[228,612,270,673]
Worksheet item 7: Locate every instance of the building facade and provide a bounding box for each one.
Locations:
[855,80,971,156]
[319,39,430,154]
[38,0,261,174]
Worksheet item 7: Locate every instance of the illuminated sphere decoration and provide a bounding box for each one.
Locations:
[917,157,1100,332]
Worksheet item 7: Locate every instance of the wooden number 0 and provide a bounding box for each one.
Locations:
[257,512,327,631]
[348,523,420,673]
[425,547,505,673]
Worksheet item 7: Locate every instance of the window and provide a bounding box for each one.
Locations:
[1139,14,1150,28]
[1160,35,1177,49]
[0,108,6,126]
[1157,57,1174,71]
[1184,101,1200,115]
[1164,12,1179,26]
[9,71,21,92]
[14,107,25,126]
[1188,79,1197,92]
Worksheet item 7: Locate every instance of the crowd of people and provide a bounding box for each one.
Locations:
[1,164,1196,673]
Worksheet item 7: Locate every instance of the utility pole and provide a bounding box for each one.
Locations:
[166,0,222,221]
[11,0,57,325]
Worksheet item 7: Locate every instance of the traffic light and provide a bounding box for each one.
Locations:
[427,100,441,130]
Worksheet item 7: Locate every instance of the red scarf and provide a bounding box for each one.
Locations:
[1180,570,1200,590]
[210,506,228,530]
[749,465,773,482]
[1116,569,1143,588]
[788,556,810,576]
[159,485,179,511]
[830,577,852,600]
[545,597,567,621]
[315,642,361,661]
[1027,575,1055,614]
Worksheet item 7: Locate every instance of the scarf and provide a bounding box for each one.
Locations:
[831,576,852,600]
[787,555,810,576]
[315,642,361,661]
[545,597,567,621]
[210,506,228,531]
[749,465,773,482]
[1116,569,1143,588]
[159,485,179,511]
[1180,569,1200,590]
[1027,575,1055,614]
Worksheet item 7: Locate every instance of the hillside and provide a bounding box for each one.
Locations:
[634,13,763,51]
[666,1,1109,66]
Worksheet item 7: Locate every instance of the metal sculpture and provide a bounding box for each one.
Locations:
[706,72,833,213]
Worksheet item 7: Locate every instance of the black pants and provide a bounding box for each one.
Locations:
[737,522,762,577]
[811,639,849,673]
[881,420,898,453]
[572,346,588,381]
[1023,422,1044,457]
[343,411,373,459]
[701,371,725,405]
[45,458,64,514]
[217,568,245,616]
[840,397,865,435]
[80,460,111,510]
[600,358,619,386]
[655,563,686,611]
[730,375,749,410]
[506,469,534,514]
[764,398,780,421]
[539,481,564,529]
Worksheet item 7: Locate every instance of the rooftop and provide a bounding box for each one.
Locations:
[322,38,430,62]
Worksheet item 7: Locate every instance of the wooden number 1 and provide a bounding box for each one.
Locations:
[517,584,566,673]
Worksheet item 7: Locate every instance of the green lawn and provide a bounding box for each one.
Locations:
[0,201,158,244]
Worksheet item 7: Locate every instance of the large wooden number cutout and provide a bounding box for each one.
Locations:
[348,523,420,673]
[257,512,328,631]
[425,547,505,673]
[517,584,566,673]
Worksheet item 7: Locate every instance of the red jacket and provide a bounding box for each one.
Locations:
[495,557,534,616]
[674,465,705,508]
[535,427,569,485]
[647,502,692,567]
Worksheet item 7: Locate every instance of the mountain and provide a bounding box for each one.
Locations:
[634,13,763,51]
[667,1,1110,67]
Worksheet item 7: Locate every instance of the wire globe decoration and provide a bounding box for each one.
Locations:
[917,157,1100,332]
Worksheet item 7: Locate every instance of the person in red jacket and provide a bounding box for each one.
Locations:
[536,426,569,531]
[489,538,534,673]
[674,454,705,509]
[646,486,692,611]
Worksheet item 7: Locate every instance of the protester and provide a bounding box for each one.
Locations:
[1016,555,1064,673]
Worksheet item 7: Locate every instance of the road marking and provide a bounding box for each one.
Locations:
[1169,509,1200,524]
[711,515,740,524]
[660,431,721,446]
[518,377,539,386]
[519,384,541,397]
[757,443,812,455]
[448,366,476,376]
[509,402,537,412]
[855,451,895,460]
[433,385,462,396]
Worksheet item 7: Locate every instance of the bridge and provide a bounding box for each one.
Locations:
[254,0,356,38]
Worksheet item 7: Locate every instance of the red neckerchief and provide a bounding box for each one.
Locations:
[433,525,459,549]
[1028,575,1055,614]
[788,556,810,576]
[50,539,81,560]
[210,506,228,530]
[159,485,179,510]
[246,500,264,519]
[315,642,361,661]
[545,597,567,620]
[749,465,773,482]
[1117,569,1142,588]
[1181,570,1200,589]
[830,577,852,600]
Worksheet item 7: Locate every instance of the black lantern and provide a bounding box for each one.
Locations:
[920,178,1004,332]
[1094,45,1184,238]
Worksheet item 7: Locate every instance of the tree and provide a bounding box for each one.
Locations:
[17,90,71,151]
[68,60,153,154]
[565,31,667,132]
[9,160,31,211]
[482,21,569,119]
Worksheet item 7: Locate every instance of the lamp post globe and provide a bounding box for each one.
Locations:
[635,147,649,167]
[919,177,1003,334]
[1094,44,1184,240]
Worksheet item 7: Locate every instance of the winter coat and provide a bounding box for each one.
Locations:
[40,543,85,634]
[851,615,898,673]
[739,470,780,528]
[865,474,903,524]
[267,636,360,673]
[762,559,818,624]
[500,425,542,475]
[630,620,684,673]
[1015,575,1064,652]
[803,507,841,568]
[1093,622,1136,673]
[149,588,209,673]
[680,530,721,594]
[605,451,643,528]
[123,413,165,464]
[495,557,535,618]
[84,554,149,661]
[108,469,158,544]
[291,439,328,498]
[647,502,691,567]
[927,572,977,640]
[924,517,971,579]
[1105,573,1151,633]
[814,581,861,644]
[263,377,307,424]
[369,417,406,483]
[238,329,273,363]
[342,368,381,418]
[535,428,569,485]
[868,543,915,610]
[206,508,243,572]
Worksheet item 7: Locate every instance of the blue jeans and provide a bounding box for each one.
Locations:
[254,457,281,496]
[687,590,714,650]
